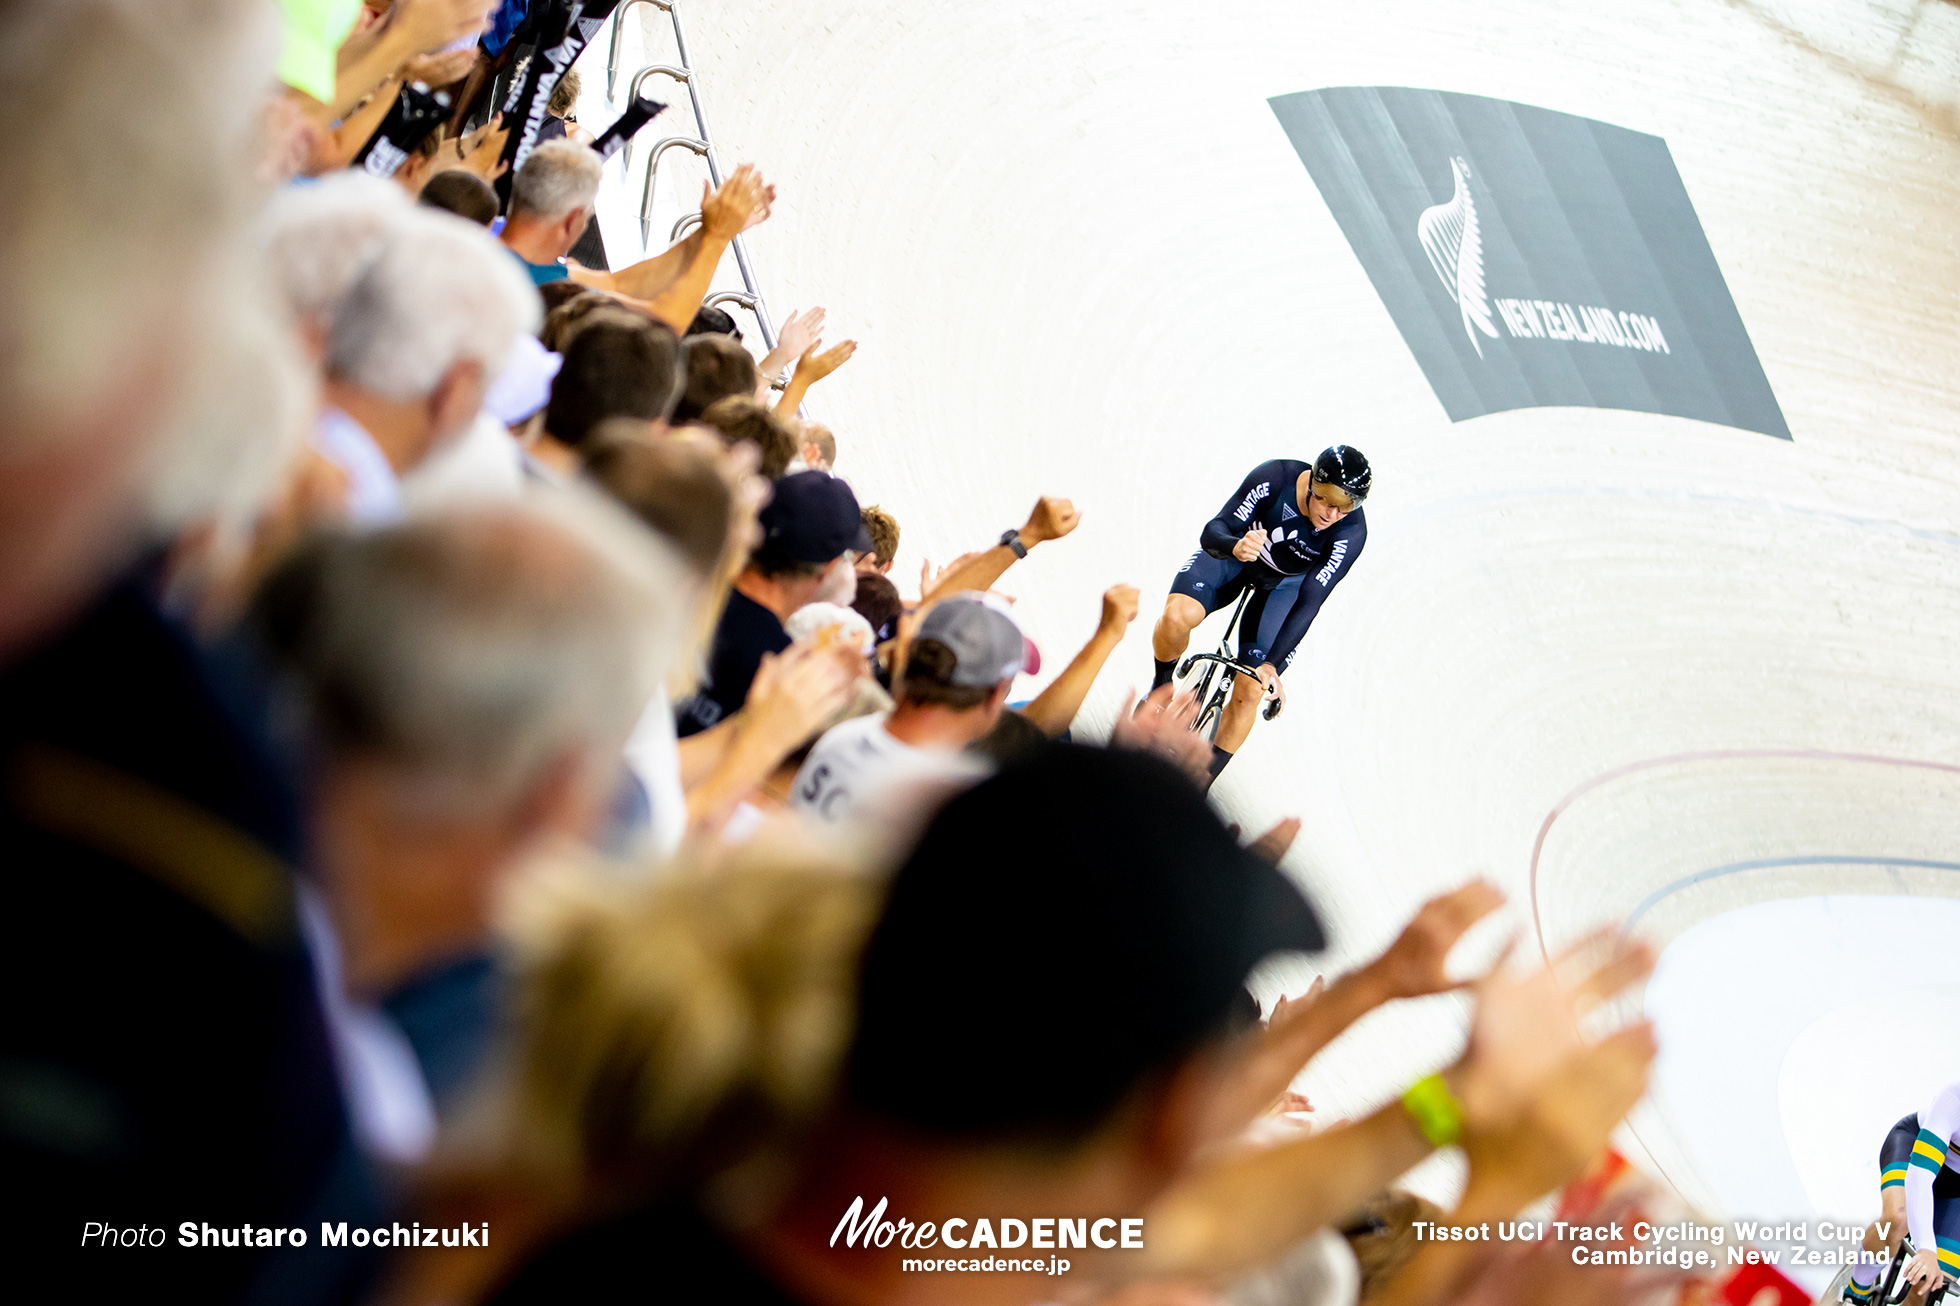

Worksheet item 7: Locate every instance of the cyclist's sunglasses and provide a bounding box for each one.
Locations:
[1309,481,1360,513]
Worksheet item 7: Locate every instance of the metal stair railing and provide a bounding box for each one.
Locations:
[606,0,779,350]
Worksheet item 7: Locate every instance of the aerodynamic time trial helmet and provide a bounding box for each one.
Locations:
[1312,445,1371,502]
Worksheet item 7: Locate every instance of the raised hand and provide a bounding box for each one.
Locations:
[775,307,826,360]
[793,339,857,386]
[1100,583,1141,633]
[1111,684,1209,784]
[1247,816,1301,864]
[402,46,477,88]
[1232,527,1268,562]
[1453,930,1656,1131]
[743,641,860,755]
[1367,881,1507,1001]
[1020,495,1080,547]
[450,113,509,181]
[700,164,773,239]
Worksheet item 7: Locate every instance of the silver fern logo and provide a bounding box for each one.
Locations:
[1417,157,1500,356]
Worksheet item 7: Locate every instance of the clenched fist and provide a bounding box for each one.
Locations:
[1020,496,1080,547]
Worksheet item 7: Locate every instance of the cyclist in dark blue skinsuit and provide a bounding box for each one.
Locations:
[1151,446,1371,782]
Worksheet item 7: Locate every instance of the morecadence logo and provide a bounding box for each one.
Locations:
[1269,87,1789,440]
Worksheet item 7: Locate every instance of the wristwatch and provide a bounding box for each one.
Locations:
[999,529,1028,558]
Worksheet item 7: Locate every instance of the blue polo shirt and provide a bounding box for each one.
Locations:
[508,246,568,285]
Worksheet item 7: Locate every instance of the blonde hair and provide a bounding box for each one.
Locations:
[501,849,879,1202]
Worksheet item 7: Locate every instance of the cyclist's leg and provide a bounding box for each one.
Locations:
[1212,574,1303,762]
[1154,552,1243,690]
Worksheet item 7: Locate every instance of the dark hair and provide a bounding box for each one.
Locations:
[967,708,1048,768]
[849,572,902,644]
[544,319,680,450]
[859,505,898,568]
[582,425,732,578]
[749,554,826,583]
[536,280,594,326]
[698,396,796,479]
[418,170,499,227]
[898,639,995,711]
[671,334,759,424]
[684,305,742,340]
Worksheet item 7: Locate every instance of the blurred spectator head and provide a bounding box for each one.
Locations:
[543,296,649,354]
[858,505,899,574]
[967,706,1049,768]
[849,572,903,646]
[684,305,742,340]
[750,471,872,615]
[583,425,734,580]
[253,493,686,813]
[543,318,681,453]
[505,850,878,1194]
[326,210,541,465]
[248,495,690,992]
[699,397,797,479]
[671,333,759,424]
[261,171,411,362]
[507,138,602,259]
[849,744,1323,1159]
[536,280,594,326]
[896,595,1030,721]
[0,0,284,657]
[798,421,838,472]
[419,170,501,227]
[785,601,876,656]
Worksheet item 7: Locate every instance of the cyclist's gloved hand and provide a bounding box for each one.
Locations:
[1232,527,1268,562]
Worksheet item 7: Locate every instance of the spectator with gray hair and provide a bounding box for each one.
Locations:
[259,170,412,365]
[319,208,540,524]
[497,138,776,333]
[0,2,374,1297]
[247,493,693,1125]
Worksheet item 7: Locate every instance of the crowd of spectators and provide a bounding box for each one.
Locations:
[4,4,1662,1306]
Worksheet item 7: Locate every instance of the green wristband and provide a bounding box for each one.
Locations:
[1401,1073,1464,1147]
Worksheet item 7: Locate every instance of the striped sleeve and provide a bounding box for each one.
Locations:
[1909,1126,1949,1173]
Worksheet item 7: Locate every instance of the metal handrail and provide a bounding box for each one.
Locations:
[610,0,779,349]
[638,136,708,244]
[606,0,673,101]
[670,210,702,241]
[618,64,690,172]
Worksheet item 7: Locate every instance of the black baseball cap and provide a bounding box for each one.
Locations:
[847,744,1324,1139]
[756,471,875,567]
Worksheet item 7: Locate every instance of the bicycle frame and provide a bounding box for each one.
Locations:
[1177,588,1282,741]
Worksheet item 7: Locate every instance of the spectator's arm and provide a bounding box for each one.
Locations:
[1018,585,1139,737]
[576,167,772,331]
[320,76,405,171]
[1137,936,1655,1281]
[683,642,857,832]
[569,229,703,302]
[755,308,824,397]
[772,340,857,418]
[1203,882,1506,1138]
[922,496,1081,601]
[1360,1035,1657,1306]
[321,0,494,121]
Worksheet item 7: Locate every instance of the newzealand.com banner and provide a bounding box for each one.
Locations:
[1268,87,1790,440]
